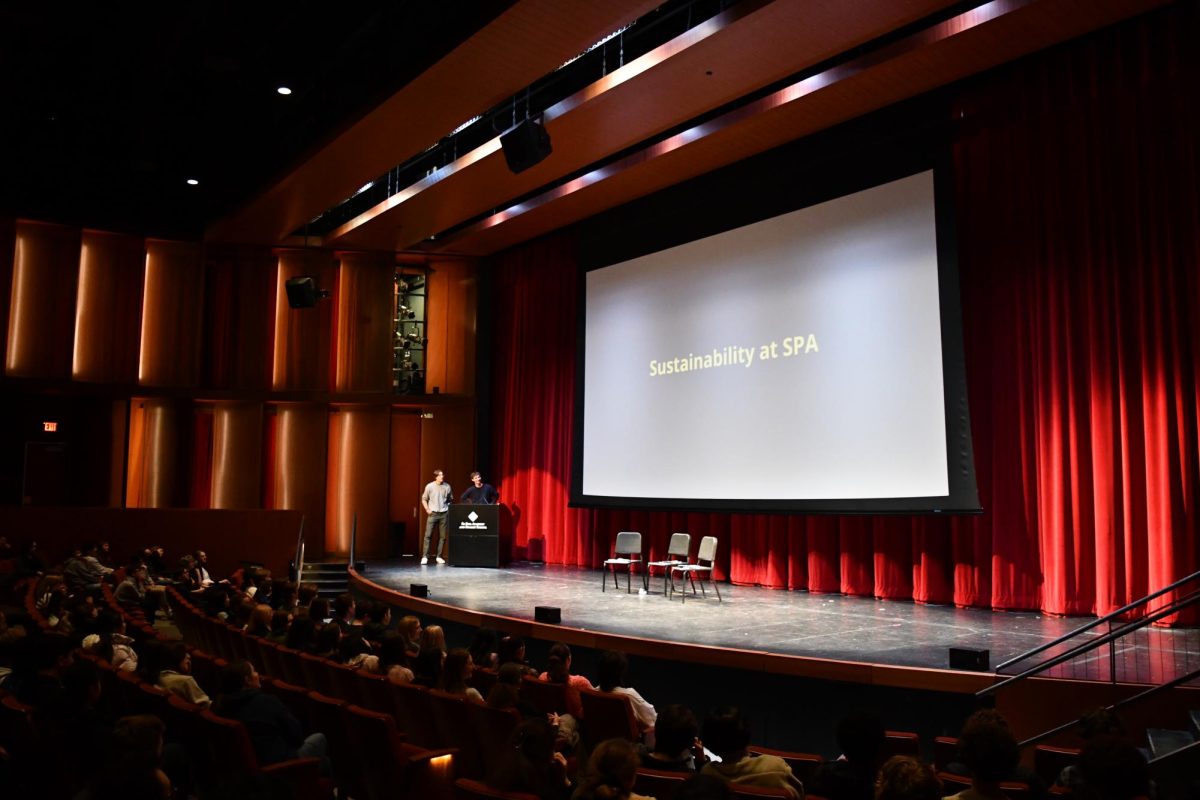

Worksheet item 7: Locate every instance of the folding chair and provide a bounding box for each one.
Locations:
[602,531,643,593]
[669,535,721,603]
[645,533,691,596]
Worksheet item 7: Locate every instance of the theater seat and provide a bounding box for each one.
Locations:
[578,686,641,749]
[346,703,458,800]
[635,766,688,800]
[454,777,540,800]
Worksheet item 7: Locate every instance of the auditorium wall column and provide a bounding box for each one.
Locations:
[270,403,329,559]
[6,220,81,378]
[332,251,393,393]
[326,405,389,558]
[273,249,336,392]
[210,402,263,509]
[73,230,144,383]
[139,240,203,387]
[126,398,181,508]
[425,258,478,395]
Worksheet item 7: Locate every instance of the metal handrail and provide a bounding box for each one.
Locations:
[994,568,1200,672]
[1018,664,1200,749]
[981,588,1200,696]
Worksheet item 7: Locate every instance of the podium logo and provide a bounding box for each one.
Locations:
[468,511,479,522]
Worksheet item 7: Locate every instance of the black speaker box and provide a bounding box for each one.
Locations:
[285,276,319,308]
[500,118,552,174]
[535,606,561,624]
[949,647,990,671]
[410,583,429,598]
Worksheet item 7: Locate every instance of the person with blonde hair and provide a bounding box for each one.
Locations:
[420,624,447,654]
[573,738,654,800]
[875,756,941,800]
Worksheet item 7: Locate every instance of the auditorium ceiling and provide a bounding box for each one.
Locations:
[1,0,1173,253]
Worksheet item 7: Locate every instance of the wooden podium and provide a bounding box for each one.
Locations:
[448,504,500,567]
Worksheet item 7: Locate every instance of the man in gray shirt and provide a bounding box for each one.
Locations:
[421,469,453,565]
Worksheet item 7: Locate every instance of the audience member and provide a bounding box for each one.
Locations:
[64,542,113,593]
[441,647,484,701]
[421,623,448,654]
[640,703,706,772]
[397,614,423,657]
[266,608,292,644]
[114,562,163,620]
[244,603,273,638]
[412,646,445,688]
[156,641,211,708]
[332,592,357,633]
[573,737,652,800]
[946,710,1020,800]
[310,596,332,624]
[498,634,538,676]
[597,649,657,732]
[875,756,942,800]
[285,614,319,653]
[489,718,573,800]
[809,709,886,800]
[468,626,501,670]
[1057,708,1127,791]
[488,661,541,720]
[339,634,380,672]
[700,706,803,798]
[213,660,328,768]
[361,600,392,642]
[190,550,215,588]
[1074,736,1152,800]
[16,539,47,578]
[379,633,415,684]
[541,641,595,720]
[313,623,342,659]
[82,609,139,672]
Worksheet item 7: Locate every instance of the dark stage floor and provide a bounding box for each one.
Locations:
[365,560,1108,673]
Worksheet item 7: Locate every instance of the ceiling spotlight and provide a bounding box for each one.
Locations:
[277,86,292,95]
[186,178,199,186]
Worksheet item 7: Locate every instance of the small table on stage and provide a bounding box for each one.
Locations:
[448,504,500,567]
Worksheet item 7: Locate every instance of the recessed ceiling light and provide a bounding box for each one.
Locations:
[277,86,292,96]
[186,179,199,186]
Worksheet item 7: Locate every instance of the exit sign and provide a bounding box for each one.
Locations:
[43,421,58,432]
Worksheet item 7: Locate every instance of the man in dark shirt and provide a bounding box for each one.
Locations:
[459,471,499,504]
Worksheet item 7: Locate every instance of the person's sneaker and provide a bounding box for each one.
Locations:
[436,556,446,564]
[420,556,428,565]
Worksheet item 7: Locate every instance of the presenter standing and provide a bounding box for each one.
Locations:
[460,471,499,505]
[420,469,453,565]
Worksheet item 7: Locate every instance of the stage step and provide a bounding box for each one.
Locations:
[1146,727,1196,760]
[299,561,366,597]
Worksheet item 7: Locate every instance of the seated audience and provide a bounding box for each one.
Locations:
[498,634,539,676]
[82,609,138,672]
[114,562,164,620]
[65,542,113,593]
[640,704,706,772]
[155,641,211,707]
[809,709,885,800]
[360,600,392,643]
[244,603,273,638]
[213,660,328,767]
[412,646,445,688]
[90,714,173,800]
[597,649,657,732]
[488,662,541,720]
[397,614,423,657]
[16,539,47,579]
[468,626,501,670]
[946,710,1020,800]
[379,633,415,684]
[489,718,573,800]
[313,623,342,659]
[309,596,332,624]
[421,623,448,654]
[339,634,380,672]
[574,737,652,800]
[332,592,357,633]
[875,756,942,800]
[1074,736,1152,800]
[266,609,291,644]
[541,641,595,720]
[441,647,484,701]
[700,706,804,798]
[190,549,215,588]
[285,614,319,653]
[1057,708,1127,791]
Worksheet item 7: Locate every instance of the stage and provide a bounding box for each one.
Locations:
[361,560,1088,673]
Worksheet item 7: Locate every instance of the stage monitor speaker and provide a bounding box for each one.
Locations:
[410,583,429,598]
[949,647,990,671]
[285,276,328,308]
[500,118,552,174]
[534,606,561,624]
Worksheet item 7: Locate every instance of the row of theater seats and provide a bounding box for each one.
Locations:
[168,587,1080,800]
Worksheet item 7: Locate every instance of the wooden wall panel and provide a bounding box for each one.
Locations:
[109,399,128,507]
[6,221,80,378]
[204,246,275,390]
[74,230,145,383]
[418,402,476,504]
[333,251,393,393]
[211,402,263,509]
[389,409,423,554]
[326,405,390,558]
[270,403,328,560]
[126,397,181,508]
[272,249,336,391]
[423,258,477,395]
[139,240,204,387]
[0,219,13,362]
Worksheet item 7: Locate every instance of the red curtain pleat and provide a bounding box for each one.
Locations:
[487,5,1200,621]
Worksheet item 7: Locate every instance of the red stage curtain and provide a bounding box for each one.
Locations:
[489,5,1200,620]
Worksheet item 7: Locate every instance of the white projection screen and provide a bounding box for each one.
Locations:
[572,170,980,514]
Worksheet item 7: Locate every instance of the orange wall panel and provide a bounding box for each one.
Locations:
[204,246,276,390]
[74,230,145,382]
[423,258,478,395]
[211,402,264,509]
[326,405,391,558]
[6,220,80,378]
[333,251,393,393]
[126,397,180,508]
[389,410,423,552]
[272,249,336,391]
[270,403,329,559]
[139,240,204,387]
[418,402,476,503]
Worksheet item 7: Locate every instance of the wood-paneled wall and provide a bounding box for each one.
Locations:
[2,221,478,560]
